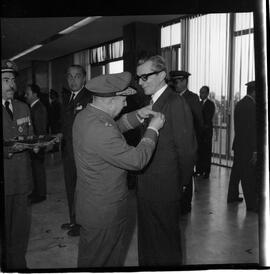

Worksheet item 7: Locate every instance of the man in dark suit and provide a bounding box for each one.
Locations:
[227,81,257,212]
[169,70,203,215]
[197,86,216,179]
[25,83,48,204]
[136,55,197,266]
[60,64,92,236]
[2,59,34,270]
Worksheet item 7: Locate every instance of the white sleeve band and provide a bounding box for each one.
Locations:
[147,126,159,136]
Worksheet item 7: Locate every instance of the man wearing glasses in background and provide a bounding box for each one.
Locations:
[135,55,197,266]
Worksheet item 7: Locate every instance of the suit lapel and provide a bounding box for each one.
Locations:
[152,87,172,112]
[73,87,86,105]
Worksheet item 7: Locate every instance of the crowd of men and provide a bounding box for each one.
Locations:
[2,55,257,270]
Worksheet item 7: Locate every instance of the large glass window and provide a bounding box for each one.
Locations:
[161,21,182,71]
[160,12,254,167]
[108,60,123,74]
[229,12,254,158]
[89,39,124,77]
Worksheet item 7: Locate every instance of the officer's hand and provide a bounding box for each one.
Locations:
[149,112,165,131]
[136,105,153,120]
[11,143,26,152]
[55,133,63,142]
[45,143,54,152]
[33,146,40,154]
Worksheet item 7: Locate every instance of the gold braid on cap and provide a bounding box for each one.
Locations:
[116,87,137,96]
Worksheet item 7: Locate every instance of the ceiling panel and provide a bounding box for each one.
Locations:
[1,15,181,63]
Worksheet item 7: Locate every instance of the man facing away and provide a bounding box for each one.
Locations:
[25,83,48,204]
[60,64,92,237]
[136,55,197,266]
[227,81,258,212]
[73,72,165,267]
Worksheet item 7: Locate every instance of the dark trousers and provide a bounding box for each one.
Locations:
[180,177,193,211]
[197,131,213,175]
[4,194,31,270]
[228,152,258,210]
[137,198,182,266]
[78,220,128,267]
[227,154,241,201]
[31,153,47,197]
[62,152,77,224]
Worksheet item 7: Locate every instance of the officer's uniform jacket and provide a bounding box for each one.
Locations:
[181,89,203,139]
[232,95,256,161]
[73,104,157,229]
[3,99,33,195]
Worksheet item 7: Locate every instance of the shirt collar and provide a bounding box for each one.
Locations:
[2,98,11,105]
[71,86,84,99]
[151,84,168,103]
[2,98,13,111]
[180,88,188,96]
[30,99,39,108]
[246,94,255,103]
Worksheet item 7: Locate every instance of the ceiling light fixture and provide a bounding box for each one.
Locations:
[10,44,43,61]
[9,16,102,61]
[58,16,102,35]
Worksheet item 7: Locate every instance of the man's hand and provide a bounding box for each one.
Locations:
[55,133,63,142]
[136,105,153,120]
[148,112,165,131]
[11,143,27,153]
[250,151,257,165]
[33,146,40,154]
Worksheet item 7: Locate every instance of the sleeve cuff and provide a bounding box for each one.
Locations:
[136,112,145,123]
[147,126,159,136]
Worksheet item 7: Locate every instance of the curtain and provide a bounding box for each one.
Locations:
[188,13,230,98]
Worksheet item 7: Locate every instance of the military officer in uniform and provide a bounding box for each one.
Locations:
[73,72,165,267]
[60,64,92,237]
[2,60,34,270]
[169,70,203,215]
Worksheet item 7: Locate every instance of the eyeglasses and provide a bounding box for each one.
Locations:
[135,70,163,82]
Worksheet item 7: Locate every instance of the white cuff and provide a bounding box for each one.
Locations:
[147,126,159,136]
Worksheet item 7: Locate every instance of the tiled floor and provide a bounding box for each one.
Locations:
[26,153,259,270]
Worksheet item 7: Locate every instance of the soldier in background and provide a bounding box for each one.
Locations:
[227,81,258,212]
[169,70,203,215]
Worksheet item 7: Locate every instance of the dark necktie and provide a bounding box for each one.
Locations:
[5,100,13,120]
[69,92,75,104]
